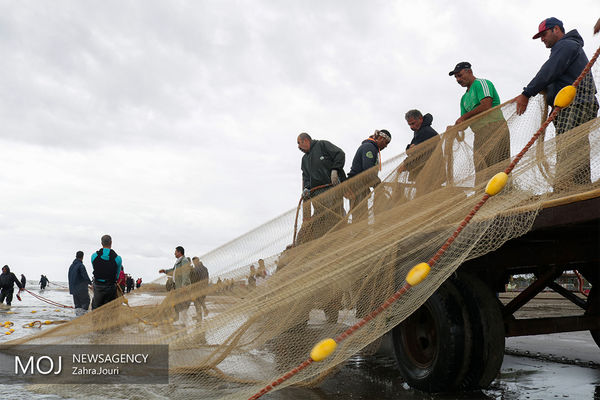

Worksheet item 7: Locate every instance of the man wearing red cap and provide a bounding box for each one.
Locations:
[516,17,598,191]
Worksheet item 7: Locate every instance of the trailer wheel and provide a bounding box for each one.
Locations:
[451,273,505,389]
[585,286,600,347]
[391,280,470,392]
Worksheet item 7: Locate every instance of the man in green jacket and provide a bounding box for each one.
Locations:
[297,132,346,242]
[450,62,511,185]
[159,246,192,322]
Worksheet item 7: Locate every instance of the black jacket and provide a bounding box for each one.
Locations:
[301,139,346,190]
[347,139,379,179]
[0,267,23,290]
[523,30,596,105]
[404,114,441,180]
[407,113,438,149]
[68,258,92,294]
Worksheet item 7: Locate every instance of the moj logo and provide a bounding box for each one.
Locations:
[15,355,62,375]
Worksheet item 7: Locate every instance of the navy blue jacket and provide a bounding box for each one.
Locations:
[68,258,92,294]
[523,30,594,105]
[347,139,379,179]
[406,114,438,150]
[404,114,441,181]
[301,139,346,190]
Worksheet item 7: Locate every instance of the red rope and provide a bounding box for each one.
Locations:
[23,288,73,309]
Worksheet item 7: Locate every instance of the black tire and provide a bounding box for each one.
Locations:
[451,273,505,389]
[585,286,600,348]
[392,280,470,392]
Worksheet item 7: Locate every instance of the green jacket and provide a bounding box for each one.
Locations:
[301,139,346,190]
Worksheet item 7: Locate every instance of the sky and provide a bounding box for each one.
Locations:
[0,0,599,284]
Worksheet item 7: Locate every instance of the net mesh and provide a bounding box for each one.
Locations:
[11,48,600,400]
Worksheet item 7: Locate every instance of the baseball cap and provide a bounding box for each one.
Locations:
[532,17,563,39]
[449,62,472,76]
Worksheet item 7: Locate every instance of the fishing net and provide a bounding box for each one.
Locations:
[9,47,600,399]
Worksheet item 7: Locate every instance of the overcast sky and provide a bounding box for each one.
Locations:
[0,1,598,285]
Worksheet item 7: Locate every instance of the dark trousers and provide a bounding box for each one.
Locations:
[472,119,511,186]
[553,100,598,191]
[350,187,370,223]
[310,187,344,239]
[72,287,90,310]
[91,282,116,310]
[0,287,14,306]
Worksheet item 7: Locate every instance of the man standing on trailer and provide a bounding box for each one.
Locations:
[297,132,346,241]
[346,129,391,221]
[399,110,445,195]
[515,17,598,191]
[450,62,511,184]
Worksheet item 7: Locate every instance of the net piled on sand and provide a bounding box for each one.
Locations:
[12,51,600,400]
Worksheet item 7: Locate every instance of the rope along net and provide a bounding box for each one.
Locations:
[9,46,600,400]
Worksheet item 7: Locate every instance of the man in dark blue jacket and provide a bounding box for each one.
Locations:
[398,110,446,196]
[297,133,346,241]
[516,17,598,191]
[347,130,391,221]
[69,251,92,316]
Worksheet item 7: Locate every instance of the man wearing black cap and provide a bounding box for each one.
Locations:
[449,62,511,183]
[516,17,598,190]
[347,129,391,221]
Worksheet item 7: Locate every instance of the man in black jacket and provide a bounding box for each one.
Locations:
[347,129,391,221]
[297,132,346,241]
[0,265,23,306]
[68,251,92,316]
[516,17,598,191]
[398,110,446,196]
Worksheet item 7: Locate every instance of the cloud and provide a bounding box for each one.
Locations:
[0,0,598,282]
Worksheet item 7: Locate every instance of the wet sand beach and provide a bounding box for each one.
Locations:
[1,289,597,399]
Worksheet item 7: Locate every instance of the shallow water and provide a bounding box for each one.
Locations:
[0,283,76,342]
[1,287,599,399]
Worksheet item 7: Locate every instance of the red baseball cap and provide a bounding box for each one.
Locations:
[533,17,563,39]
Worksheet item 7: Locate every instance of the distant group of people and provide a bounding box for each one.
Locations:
[247,259,268,289]
[297,16,599,242]
[0,267,59,307]
[116,269,141,294]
